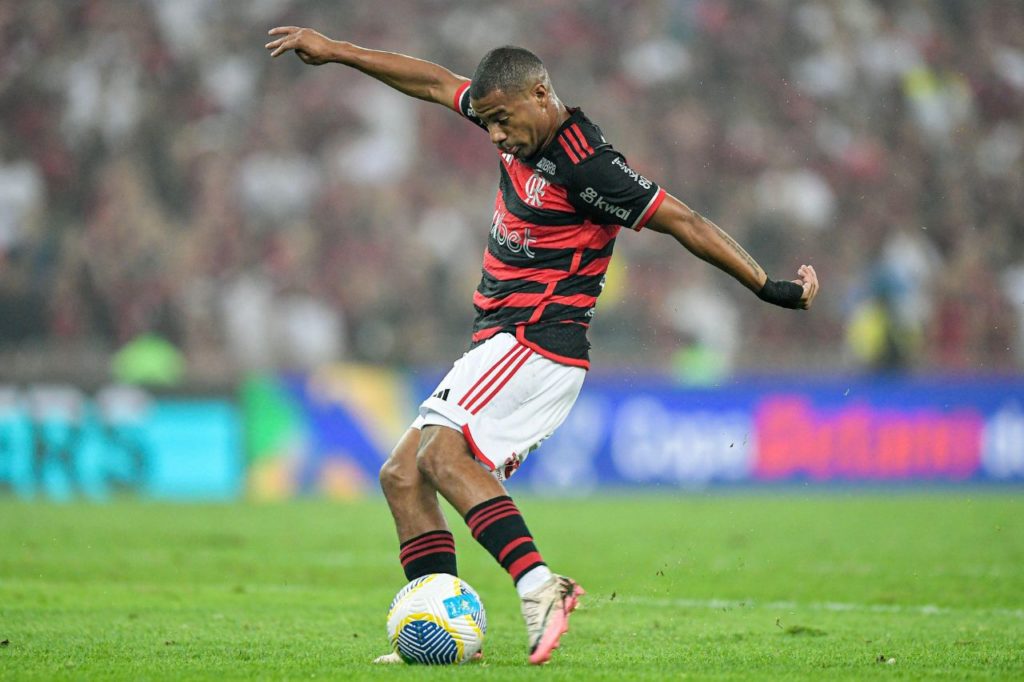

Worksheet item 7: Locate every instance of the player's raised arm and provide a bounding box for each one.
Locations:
[646,194,819,310]
[265,26,467,110]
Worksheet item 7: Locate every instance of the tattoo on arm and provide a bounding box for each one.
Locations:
[694,210,764,281]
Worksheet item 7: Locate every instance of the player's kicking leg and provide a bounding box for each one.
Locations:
[416,425,584,664]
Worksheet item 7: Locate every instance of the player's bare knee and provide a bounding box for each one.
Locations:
[379,450,417,496]
[380,428,422,495]
[377,458,400,494]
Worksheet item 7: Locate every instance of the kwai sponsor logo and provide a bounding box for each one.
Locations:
[490,209,536,258]
[578,187,632,222]
[612,156,652,189]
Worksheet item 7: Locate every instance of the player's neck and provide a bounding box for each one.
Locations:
[539,99,571,155]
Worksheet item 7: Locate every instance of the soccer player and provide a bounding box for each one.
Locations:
[266,27,819,665]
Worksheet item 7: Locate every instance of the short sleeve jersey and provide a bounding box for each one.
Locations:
[453,81,667,368]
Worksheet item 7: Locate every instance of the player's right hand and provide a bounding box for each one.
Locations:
[793,264,819,310]
[265,26,336,65]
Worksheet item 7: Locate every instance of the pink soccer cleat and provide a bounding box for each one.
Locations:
[520,574,585,665]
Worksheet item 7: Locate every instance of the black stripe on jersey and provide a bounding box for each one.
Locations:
[534,303,593,322]
[473,306,533,328]
[473,301,594,334]
[487,243,577,272]
[499,165,582,226]
[553,273,604,298]
[486,238,617,276]
[522,322,591,358]
[577,240,617,269]
[477,272,548,299]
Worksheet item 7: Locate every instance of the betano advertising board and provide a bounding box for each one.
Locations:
[243,369,1024,497]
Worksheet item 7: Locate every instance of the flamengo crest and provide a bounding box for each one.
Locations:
[524,172,549,208]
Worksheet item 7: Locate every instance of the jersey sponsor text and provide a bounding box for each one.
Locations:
[612,156,652,189]
[490,209,537,258]
[578,187,632,222]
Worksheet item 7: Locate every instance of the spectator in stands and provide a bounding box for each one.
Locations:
[0,0,1020,380]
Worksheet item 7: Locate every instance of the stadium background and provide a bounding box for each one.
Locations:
[0,0,1023,500]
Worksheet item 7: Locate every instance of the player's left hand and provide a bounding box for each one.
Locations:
[792,264,819,310]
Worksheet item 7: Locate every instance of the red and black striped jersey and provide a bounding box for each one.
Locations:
[453,81,666,369]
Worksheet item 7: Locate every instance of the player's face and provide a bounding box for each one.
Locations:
[471,84,553,161]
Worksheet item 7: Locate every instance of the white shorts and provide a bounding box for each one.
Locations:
[411,333,586,480]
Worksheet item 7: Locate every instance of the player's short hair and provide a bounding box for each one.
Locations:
[470,46,548,99]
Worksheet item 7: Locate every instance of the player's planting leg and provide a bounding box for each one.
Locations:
[375,427,463,665]
[379,427,458,579]
[415,425,583,664]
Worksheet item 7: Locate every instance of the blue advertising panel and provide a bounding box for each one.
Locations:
[511,375,1024,491]
[243,367,1024,496]
[0,386,242,501]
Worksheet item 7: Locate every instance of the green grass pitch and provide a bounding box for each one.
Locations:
[1,492,1022,680]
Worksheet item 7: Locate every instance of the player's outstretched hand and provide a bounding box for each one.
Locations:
[265,26,337,65]
[756,264,819,310]
[793,264,819,310]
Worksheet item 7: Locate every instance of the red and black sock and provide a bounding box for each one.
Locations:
[464,495,546,585]
[399,530,457,581]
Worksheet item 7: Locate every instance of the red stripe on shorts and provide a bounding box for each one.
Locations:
[467,347,532,414]
[460,345,531,414]
[458,343,524,409]
[461,424,496,470]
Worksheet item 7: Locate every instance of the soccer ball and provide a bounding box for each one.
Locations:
[386,573,487,664]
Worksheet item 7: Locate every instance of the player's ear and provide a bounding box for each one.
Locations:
[531,81,549,107]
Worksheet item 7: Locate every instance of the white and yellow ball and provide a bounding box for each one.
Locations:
[386,573,487,664]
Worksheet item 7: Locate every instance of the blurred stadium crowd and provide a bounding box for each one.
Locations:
[1,0,1022,385]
